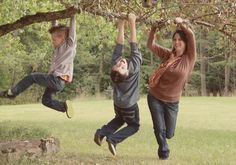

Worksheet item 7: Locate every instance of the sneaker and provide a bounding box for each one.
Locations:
[0,90,7,98]
[0,90,16,99]
[94,132,104,146]
[65,100,74,118]
[107,140,116,156]
[159,155,169,160]
[158,149,169,160]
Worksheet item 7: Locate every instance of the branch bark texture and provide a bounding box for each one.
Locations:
[0,4,235,43]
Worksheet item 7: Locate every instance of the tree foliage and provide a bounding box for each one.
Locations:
[1,0,236,41]
[0,0,236,104]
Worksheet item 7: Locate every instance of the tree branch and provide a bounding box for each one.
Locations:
[194,20,215,28]
[0,4,235,43]
[0,6,78,37]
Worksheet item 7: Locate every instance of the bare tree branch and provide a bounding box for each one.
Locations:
[194,20,215,28]
[0,3,235,43]
[0,6,78,37]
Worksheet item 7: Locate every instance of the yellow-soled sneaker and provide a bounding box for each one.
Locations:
[65,100,74,119]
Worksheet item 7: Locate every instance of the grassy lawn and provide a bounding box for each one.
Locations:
[0,96,236,165]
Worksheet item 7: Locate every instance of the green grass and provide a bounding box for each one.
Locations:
[0,97,236,165]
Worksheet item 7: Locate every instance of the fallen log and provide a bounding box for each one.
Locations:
[0,137,60,160]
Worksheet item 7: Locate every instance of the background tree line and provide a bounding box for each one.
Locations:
[0,0,235,104]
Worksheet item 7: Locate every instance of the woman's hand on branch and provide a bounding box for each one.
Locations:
[174,17,184,24]
[151,19,167,32]
[174,17,189,24]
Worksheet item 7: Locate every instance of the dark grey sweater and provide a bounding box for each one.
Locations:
[112,42,142,108]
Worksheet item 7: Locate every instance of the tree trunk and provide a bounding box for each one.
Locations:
[234,50,236,94]
[200,56,207,96]
[200,29,207,96]
[224,53,230,96]
[95,53,104,97]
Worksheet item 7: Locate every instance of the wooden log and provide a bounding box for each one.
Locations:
[0,137,60,160]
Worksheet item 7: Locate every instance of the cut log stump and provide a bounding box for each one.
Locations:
[0,137,60,160]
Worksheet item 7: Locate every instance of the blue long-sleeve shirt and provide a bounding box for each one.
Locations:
[112,42,142,108]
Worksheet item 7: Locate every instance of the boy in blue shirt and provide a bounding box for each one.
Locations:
[94,13,142,156]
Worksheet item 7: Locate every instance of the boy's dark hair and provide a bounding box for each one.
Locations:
[48,24,69,38]
[110,70,126,83]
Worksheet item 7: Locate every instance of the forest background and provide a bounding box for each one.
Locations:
[0,0,236,105]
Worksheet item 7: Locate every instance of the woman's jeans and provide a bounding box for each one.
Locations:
[147,93,179,158]
[11,72,66,112]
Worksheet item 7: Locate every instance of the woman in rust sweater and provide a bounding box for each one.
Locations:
[146,17,196,160]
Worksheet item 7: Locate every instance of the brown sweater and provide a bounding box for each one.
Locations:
[147,24,196,102]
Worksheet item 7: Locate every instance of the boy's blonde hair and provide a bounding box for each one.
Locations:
[48,24,69,38]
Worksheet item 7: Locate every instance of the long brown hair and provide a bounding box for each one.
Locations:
[172,30,188,53]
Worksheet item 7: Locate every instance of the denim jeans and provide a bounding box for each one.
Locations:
[96,103,140,145]
[11,73,66,112]
[147,93,179,158]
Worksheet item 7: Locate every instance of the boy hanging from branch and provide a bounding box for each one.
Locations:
[0,10,77,119]
[94,13,142,156]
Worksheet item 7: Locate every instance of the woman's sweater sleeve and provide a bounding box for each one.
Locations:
[179,24,196,62]
[147,27,171,59]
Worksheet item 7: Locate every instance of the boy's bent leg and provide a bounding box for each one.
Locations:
[107,104,140,145]
[97,117,124,138]
[1,73,53,99]
[95,115,124,146]
[104,121,120,156]
[94,117,123,147]
[105,104,139,156]
[10,73,60,97]
[42,87,66,113]
[42,86,74,118]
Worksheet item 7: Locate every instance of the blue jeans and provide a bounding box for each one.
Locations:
[11,73,66,112]
[96,103,140,145]
[147,93,179,158]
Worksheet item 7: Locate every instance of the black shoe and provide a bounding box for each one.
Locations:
[94,132,104,146]
[0,90,16,99]
[159,155,169,160]
[0,90,7,97]
[107,140,116,156]
[158,149,169,160]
